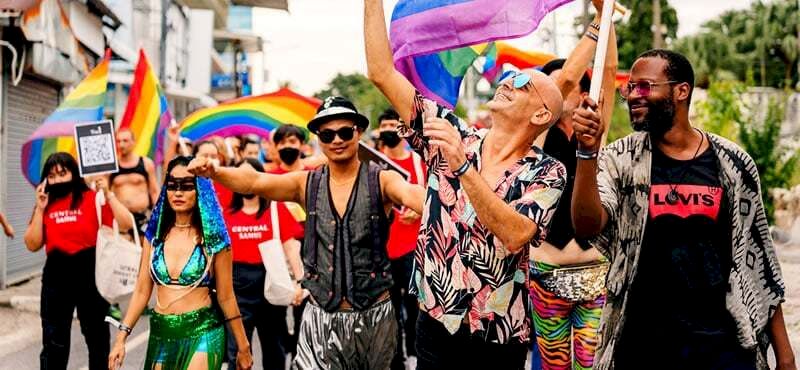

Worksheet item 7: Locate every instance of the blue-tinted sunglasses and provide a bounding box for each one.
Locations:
[499,70,533,89]
[498,70,550,112]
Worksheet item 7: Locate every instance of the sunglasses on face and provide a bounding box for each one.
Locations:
[623,80,678,98]
[317,126,358,144]
[165,178,196,192]
[498,70,550,112]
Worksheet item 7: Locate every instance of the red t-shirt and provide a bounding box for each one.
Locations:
[214,181,233,209]
[386,152,426,259]
[43,190,112,255]
[224,202,304,265]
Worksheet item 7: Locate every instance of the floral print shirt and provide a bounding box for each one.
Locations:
[400,94,566,345]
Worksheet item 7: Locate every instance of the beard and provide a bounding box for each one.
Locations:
[630,93,677,138]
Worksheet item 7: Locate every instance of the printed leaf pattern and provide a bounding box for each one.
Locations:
[406,92,567,345]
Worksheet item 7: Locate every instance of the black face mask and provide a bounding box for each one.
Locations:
[630,92,677,139]
[278,147,300,165]
[379,131,402,148]
[46,181,73,200]
[242,193,257,200]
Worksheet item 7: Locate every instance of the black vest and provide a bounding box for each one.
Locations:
[302,162,393,312]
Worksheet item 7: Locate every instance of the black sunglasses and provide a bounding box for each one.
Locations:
[165,178,196,192]
[317,126,358,144]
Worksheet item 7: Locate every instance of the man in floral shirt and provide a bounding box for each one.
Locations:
[364,1,567,368]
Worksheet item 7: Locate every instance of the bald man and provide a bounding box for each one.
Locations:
[364,1,566,369]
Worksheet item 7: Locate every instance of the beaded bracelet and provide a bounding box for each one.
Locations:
[589,22,601,31]
[453,159,471,177]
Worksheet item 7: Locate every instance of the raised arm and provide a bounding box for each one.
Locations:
[144,157,160,205]
[571,96,611,238]
[24,184,48,252]
[599,23,618,145]
[95,177,134,232]
[557,13,602,97]
[187,157,306,205]
[381,170,425,215]
[364,0,417,123]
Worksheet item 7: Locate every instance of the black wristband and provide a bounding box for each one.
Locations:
[590,22,601,31]
[118,323,132,334]
[453,159,471,177]
[585,32,599,42]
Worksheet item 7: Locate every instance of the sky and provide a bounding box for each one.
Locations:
[252,0,756,96]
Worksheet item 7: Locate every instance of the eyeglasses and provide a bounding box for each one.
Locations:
[623,80,678,98]
[165,178,196,192]
[317,126,358,144]
[499,70,550,112]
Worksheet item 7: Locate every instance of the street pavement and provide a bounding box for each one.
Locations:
[0,283,269,370]
[5,242,800,369]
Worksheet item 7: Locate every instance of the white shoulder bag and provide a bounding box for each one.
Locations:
[95,192,142,302]
[260,201,296,306]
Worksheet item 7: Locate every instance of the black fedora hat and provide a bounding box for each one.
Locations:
[308,96,370,133]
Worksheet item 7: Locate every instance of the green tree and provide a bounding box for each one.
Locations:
[695,80,799,221]
[694,80,744,140]
[738,95,799,222]
[314,73,391,128]
[615,0,679,69]
[675,0,799,89]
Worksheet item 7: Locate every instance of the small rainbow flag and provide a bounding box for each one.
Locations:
[482,42,556,82]
[119,49,173,164]
[21,50,110,186]
[179,88,321,141]
[390,0,572,108]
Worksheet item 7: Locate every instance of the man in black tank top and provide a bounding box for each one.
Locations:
[110,129,159,234]
[188,96,426,369]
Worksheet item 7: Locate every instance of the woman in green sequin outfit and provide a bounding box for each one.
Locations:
[108,156,253,370]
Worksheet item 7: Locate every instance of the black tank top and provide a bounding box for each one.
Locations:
[110,157,152,208]
[110,157,149,184]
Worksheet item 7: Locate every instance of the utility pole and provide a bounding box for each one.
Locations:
[652,0,664,49]
[159,0,168,82]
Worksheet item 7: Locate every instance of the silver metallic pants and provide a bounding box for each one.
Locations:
[292,299,397,370]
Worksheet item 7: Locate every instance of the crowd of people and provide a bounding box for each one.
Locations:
[12,0,798,369]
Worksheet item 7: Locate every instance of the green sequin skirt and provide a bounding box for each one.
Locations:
[144,306,225,370]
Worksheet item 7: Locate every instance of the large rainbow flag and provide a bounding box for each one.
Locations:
[391,0,572,107]
[119,49,173,164]
[179,87,321,141]
[21,50,110,186]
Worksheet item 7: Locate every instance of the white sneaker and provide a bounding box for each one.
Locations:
[406,356,417,370]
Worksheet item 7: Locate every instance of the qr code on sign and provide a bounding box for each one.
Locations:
[79,133,116,166]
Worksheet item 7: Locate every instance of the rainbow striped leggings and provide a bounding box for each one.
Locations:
[529,261,605,370]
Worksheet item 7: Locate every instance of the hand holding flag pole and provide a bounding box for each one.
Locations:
[582,0,616,142]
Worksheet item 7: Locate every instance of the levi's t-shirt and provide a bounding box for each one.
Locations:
[43,190,112,255]
[617,143,738,364]
[224,203,304,265]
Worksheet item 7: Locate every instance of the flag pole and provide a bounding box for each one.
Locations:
[588,0,615,103]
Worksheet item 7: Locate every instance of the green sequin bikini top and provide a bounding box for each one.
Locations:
[150,240,212,287]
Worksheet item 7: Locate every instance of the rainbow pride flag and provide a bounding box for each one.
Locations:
[483,42,556,82]
[179,88,321,141]
[21,50,110,186]
[402,44,491,108]
[119,49,173,164]
[390,0,572,108]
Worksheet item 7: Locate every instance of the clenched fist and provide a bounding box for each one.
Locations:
[187,156,219,179]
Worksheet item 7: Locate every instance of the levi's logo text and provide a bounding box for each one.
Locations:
[649,184,722,221]
[49,209,83,224]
